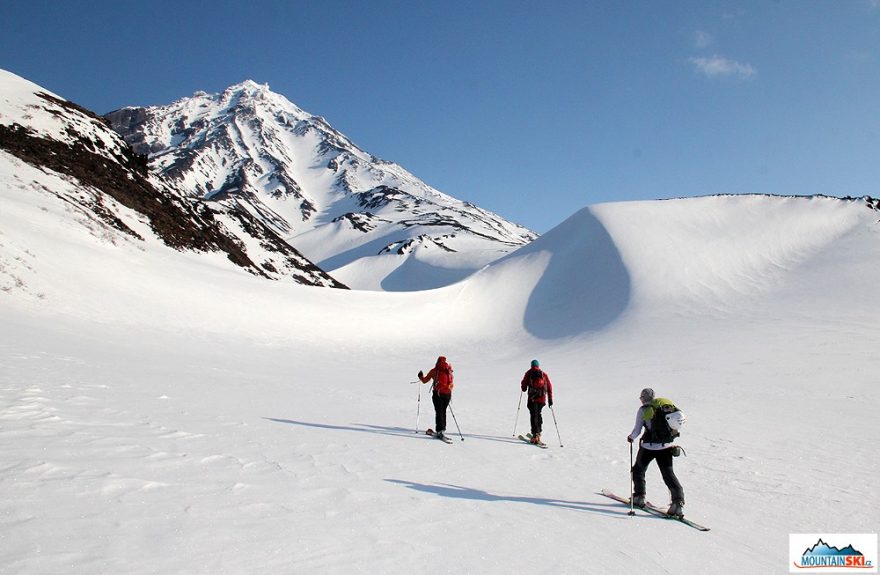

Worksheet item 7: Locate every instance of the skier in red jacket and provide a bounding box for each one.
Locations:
[418,356,454,440]
[521,359,553,444]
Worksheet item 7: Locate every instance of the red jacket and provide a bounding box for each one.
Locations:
[521,368,553,405]
[420,357,454,395]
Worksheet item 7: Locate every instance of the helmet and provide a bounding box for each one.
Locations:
[666,410,686,430]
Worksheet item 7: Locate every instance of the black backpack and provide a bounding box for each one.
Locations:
[644,398,684,443]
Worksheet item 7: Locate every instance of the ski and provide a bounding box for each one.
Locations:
[642,502,709,532]
[425,429,453,444]
[517,434,548,449]
[599,489,710,531]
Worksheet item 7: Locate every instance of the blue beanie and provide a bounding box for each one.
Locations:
[531,359,540,368]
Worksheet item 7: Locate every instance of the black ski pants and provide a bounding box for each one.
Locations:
[632,446,684,503]
[432,391,451,432]
[527,400,544,436]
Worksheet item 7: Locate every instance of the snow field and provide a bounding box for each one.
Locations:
[2,161,879,574]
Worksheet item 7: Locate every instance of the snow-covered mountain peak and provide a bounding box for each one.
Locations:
[225,79,271,95]
[107,81,537,290]
[197,80,305,119]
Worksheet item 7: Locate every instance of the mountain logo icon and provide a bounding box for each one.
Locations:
[790,534,878,572]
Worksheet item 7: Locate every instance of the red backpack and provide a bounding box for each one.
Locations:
[434,357,454,394]
[527,368,546,402]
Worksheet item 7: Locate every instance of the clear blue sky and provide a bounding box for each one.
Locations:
[3,1,879,232]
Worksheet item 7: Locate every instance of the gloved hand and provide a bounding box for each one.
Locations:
[418,370,424,380]
[627,436,633,443]
[548,400,553,407]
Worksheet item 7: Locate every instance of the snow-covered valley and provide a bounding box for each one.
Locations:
[2,68,879,574]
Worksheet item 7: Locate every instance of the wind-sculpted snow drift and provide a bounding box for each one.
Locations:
[464,193,876,340]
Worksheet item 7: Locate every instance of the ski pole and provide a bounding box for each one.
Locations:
[412,381,422,433]
[448,403,464,441]
[628,441,635,516]
[549,405,563,447]
[512,391,524,436]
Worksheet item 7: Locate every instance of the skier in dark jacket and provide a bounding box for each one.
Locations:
[418,356,454,440]
[627,387,685,517]
[521,359,553,444]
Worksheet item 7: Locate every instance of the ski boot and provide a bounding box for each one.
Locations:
[631,494,646,508]
[667,500,684,518]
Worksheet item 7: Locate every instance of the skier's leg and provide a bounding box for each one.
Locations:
[437,393,450,432]
[631,447,655,497]
[432,392,443,432]
[536,404,544,435]
[656,448,684,503]
[527,401,539,436]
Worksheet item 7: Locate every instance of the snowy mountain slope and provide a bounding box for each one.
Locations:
[106,81,536,290]
[2,185,878,574]
[0,69,344,289]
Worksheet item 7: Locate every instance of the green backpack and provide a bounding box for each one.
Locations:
[642,398,685,443]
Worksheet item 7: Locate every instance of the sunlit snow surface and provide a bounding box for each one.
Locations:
[2,68,879,574]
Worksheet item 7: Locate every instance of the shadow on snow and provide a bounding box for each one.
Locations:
[267,418,650,521]
[263,418,419,438]
[524,208,631,339]
[264,417,526,444]
[385,480,634,519]
[498,206,631,340]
